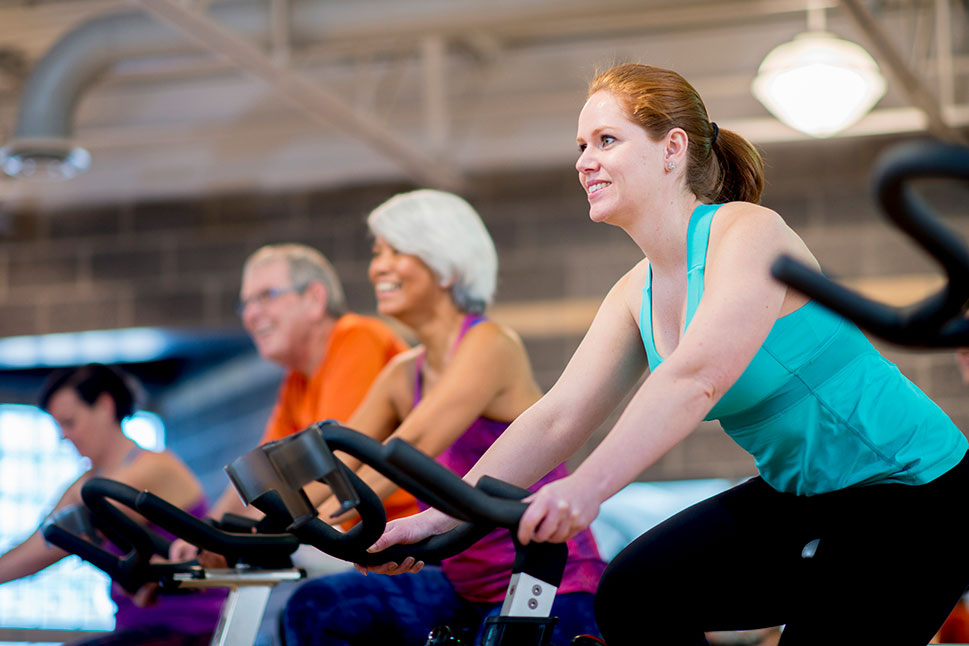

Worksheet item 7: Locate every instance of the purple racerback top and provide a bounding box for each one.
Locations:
[413,314,604,602]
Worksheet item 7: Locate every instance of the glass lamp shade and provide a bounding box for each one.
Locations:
[751,31,887,137]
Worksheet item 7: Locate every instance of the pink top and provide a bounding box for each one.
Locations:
[413,315,605,602]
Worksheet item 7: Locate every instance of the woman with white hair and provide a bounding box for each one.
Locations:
[281,189,605,645]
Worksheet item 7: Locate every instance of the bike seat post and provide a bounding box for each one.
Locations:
[170,569,305,646]
[481,540,568,646]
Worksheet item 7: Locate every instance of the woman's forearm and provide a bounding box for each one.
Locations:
[0,531,66,585]
[571,366,717,504]
[461,397,590,489]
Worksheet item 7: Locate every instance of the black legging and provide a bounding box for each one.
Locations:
[595,452,969,645]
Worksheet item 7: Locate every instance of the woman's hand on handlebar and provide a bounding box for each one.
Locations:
[168,538,198,562]
[168,537,227,568]
[353,555,424,576]
[353,508,460,576]
[518,475,600,546]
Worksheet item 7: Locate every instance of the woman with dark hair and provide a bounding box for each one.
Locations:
[366,64,969,645]
[0,363,224,646]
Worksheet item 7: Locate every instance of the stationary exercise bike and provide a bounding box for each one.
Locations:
[772,138,969,348]
[43,476,308,646]
[225,420,605,646]
[44,420,602,646]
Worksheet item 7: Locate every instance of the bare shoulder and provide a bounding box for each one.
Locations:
[709,201,807,257]
[376,345,423,404]
[615,257,650,314]
[385,345,422,372]
[123,449,194,486]
[462,318,527,358]
[623,257,650,285]
[713,202,787,236]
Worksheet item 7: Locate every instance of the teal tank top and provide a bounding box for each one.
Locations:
[640,203,968,495]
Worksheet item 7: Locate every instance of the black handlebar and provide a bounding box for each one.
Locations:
[54,420,560,591]
[42,503,161,594]
[226,422,533,567]
[381,438,528,528]
[44,477,302,593]
[133,490,300,564]
[41,479,199,593]
[772,139,969,348]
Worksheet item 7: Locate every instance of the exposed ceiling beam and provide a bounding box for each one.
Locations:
[840,0,968,144]
[132,0,466,191]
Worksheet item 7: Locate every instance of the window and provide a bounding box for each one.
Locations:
[0,404,165,632]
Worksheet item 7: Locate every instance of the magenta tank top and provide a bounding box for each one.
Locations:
[108,476,226,634]
[413,314,605,602]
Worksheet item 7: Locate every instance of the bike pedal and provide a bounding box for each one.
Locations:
[425,624,463,645]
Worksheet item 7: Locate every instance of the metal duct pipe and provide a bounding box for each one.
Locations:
[0,2,280,179]
[2,1,434,182]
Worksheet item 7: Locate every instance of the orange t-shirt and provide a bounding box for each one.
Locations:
[260,313,418,521]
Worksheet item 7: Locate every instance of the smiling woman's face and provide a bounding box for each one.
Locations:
[368,236,442,319]
[575,90,666,226]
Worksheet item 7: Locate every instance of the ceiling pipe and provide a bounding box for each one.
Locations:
[1,3,257,179]
[0,0,463,188]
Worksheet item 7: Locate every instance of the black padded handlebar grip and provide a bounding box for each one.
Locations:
[382,437,527,528]
[318,424,475,523]
[42,506,146,594]
[80,478,158,569]
[282,424,484,563]
[773,140,969,347]
[134,490,300,560]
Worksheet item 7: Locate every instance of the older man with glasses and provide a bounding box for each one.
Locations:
[168,243,412,644]
[219,243,413,521]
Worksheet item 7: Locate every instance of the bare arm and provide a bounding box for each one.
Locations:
[318,322,540,521]
[115,451,204,511]
[0,473,88,584]
[456,268,652,491]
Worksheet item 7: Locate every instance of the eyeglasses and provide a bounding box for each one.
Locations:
[236,284,307,315]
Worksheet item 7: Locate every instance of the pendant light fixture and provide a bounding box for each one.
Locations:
[751,3,887,137]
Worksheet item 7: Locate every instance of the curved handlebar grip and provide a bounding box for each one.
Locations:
[224,422,534,566]
[226,424,389,558]
[773,140,969,347]
[244,421,488,562]
[874,141,969,333]
[75,481,206,593]
[42,505,146,594]
[318,424,475,522]
[80,478,160,581]
[134,491,300,563]
[353,450,535,567]
[281,425,498,564]
[382,438,527,528]
[270,463,388,562]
